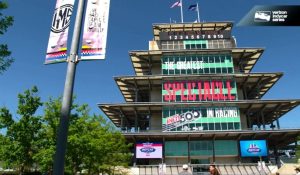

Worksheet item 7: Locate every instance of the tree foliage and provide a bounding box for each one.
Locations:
[0,88,132,174]
[0,1,14,74]
[0,86,42,173]
[35,98,131,174]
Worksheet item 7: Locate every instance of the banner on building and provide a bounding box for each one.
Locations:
[162,80,237,102]
[80,0,110,60]
[45,0,75,64]
[136,142,163,159]
[162,54,234,75]
[240,140,268,157]
[162,107,241,132]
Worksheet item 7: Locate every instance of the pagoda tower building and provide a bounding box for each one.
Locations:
[98,22,300,166]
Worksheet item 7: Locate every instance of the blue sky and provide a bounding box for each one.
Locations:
[1,0,300,128]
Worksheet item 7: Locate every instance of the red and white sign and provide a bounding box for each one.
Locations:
[136,143,163,159]
[163,80,237,102]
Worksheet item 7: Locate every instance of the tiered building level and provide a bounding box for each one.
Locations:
[98,22,300,165]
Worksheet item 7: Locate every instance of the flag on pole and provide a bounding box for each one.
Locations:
[171,1,182,8]
[188,3,200,23]
[188,4,197,11]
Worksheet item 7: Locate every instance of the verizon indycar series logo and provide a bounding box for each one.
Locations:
[247,144,261,154]
[140,147,156,154]
[254,11,271,22]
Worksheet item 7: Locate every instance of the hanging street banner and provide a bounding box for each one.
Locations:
[80,0,110,60]
[136,142,163,159]
[162,80,238,102]
[45,0,75,64]
[238,5,300,26]
[162,107,241,132]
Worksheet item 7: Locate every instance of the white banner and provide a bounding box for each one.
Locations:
[45,0,75,64]
[81,0,110,60]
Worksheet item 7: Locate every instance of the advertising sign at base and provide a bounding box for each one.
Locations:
[240,140,268,157]
[136,142,163,159]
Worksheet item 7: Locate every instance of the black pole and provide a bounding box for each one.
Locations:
[53,0,85,174]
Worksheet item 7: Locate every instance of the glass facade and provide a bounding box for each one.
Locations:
[161,54,234,75]
[184,40,208,49]
[214,140,238,156]
[165,140,238,157]
[162,107,241,132]
[165,141,188,156]
[161,39,233,50]
[190,141,213,156]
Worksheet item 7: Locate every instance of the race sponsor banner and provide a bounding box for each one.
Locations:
[162,80,238,102]
[136,142,163,159]
[81,0,110,60]
[240,140,268,157]
[162,54,234,75]
[45,0,75,64]
[162,107,241,132]
[238,5,300,26]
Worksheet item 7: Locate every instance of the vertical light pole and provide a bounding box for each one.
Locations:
[52,0,85,174]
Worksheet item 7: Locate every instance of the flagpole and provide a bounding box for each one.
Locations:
[197,3,200,22]
[180,0,183,23]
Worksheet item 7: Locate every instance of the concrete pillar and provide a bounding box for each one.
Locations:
[276,119,281,129]
[188,136,191,164]
[261,112,266,130]
[134,115,138,132]
[212,139,216,163]
[120,114,124,131]
[274,146,280,168]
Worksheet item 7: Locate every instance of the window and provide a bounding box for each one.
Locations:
[165,141,188,156]
[214,140,238,156]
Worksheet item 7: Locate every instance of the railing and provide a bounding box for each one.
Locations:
[136,163,276,175]
[120,127,300,133]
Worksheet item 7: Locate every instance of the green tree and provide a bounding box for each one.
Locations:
[32,97,61,173]
[0,1,14,74]
[35,97,131,174]
[0,86,43,173]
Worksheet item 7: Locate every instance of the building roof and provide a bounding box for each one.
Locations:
[115,73,282,102]
[123,129,300,148]
[130,48,264,76]
[98,100,300,128]
[152,22,233,41]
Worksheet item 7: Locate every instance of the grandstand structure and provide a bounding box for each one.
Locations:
[98,22,300,173]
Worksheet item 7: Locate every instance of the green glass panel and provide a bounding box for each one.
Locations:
[214,140,238,156]
[165,141,188,156]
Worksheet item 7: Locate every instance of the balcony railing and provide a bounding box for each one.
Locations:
[119,127,300,133]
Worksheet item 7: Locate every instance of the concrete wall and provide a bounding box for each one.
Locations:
[215,157,239,164]
[237,88,245,100]
[240,113,248,130]
[165,157,189,165]
[150,88,161,102]
[150,114,162,130]
[152,65,161,75]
